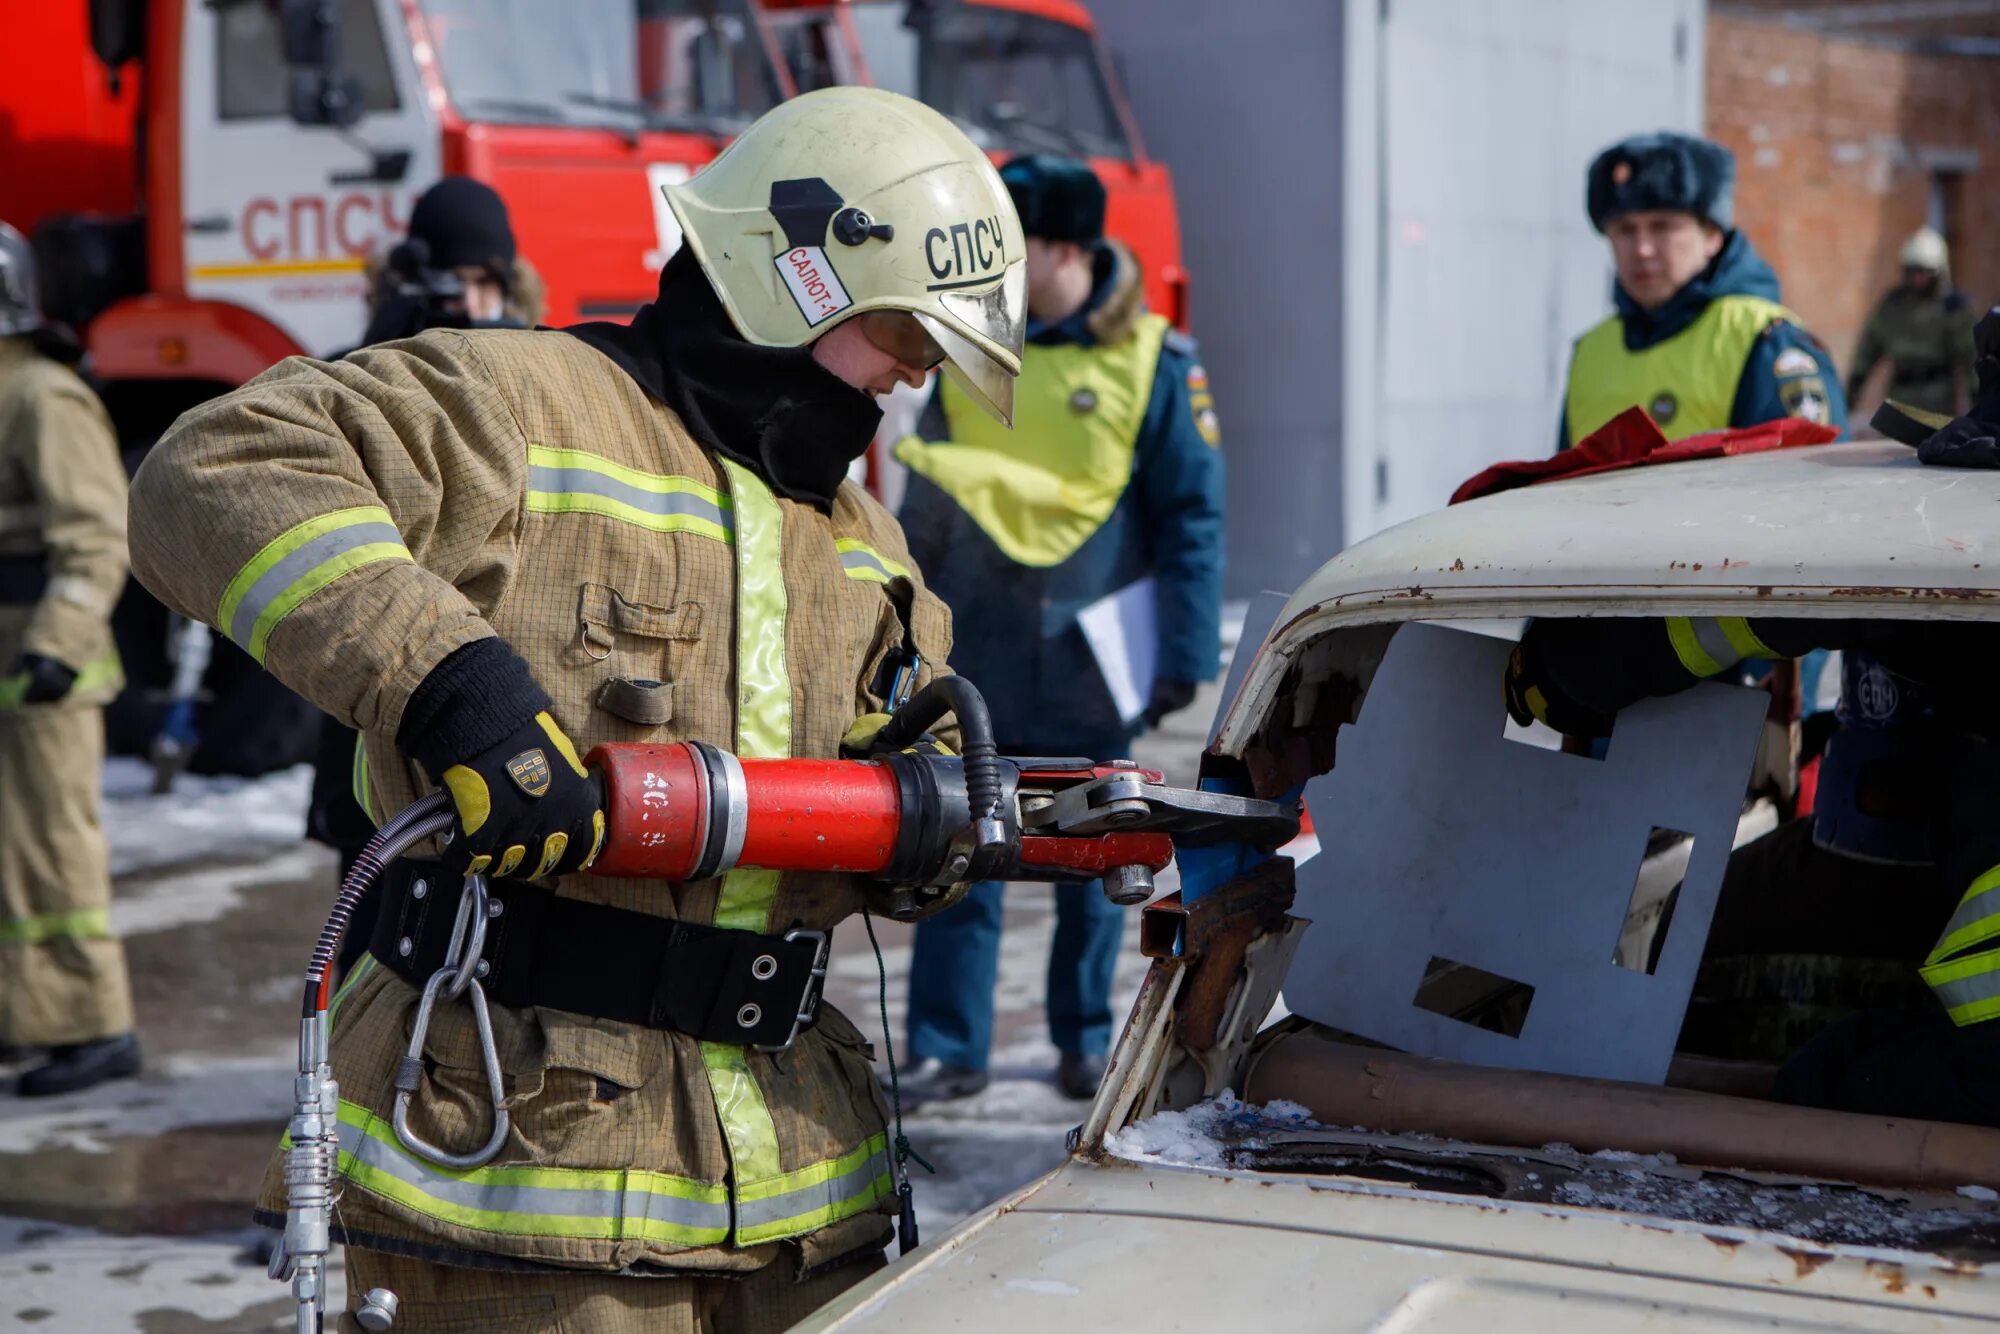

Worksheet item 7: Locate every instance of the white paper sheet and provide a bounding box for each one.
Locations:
[1077,577,1158,724]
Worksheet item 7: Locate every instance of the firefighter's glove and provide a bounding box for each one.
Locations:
[841,711,954,759]
[1143,678,1198,729]
[3,654,79,707]
[1504,640,1614,739]
[1918,306,2000,470]
[399,639,605,879]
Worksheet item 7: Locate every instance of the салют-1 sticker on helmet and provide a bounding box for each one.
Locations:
[770,178,857,327]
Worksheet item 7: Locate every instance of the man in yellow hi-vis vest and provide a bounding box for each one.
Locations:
[129,89,1024,1329]
[0,221,139,1098]
[1560,132,1847,450]
[893,155,1225,1107]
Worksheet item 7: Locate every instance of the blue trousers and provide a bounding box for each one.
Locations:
[906,877,1126,1070]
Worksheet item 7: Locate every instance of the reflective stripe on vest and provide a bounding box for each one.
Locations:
[0,906,110,946]
[835,538,911,586]
[1923,865,2000,1026]
[1565,295,1798,444]
[217,506,413,663]
[1665,616,1778,679]
[896,313,1170,568]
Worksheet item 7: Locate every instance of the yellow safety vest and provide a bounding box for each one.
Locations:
[897,313,1171,568]
[1565,294,1797,444]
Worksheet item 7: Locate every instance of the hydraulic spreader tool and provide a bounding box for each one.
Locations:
[273,680,1297,1331]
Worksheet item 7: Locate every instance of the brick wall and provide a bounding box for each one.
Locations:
[1706,13,2000,390]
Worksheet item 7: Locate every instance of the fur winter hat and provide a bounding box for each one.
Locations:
[999,154,1106,246]
[1587,133,1735,233]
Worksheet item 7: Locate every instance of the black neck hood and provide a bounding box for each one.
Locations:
[563,249,882,512]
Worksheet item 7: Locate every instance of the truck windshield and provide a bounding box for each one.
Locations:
[842,3,1131,161]
[416,0,780,133]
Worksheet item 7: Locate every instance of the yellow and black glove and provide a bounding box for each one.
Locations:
[841,711,954,759]
[0,653,80,709]
[1504,639,1615,739]
[400,640,604,879]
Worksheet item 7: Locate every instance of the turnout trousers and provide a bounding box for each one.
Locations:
[342,1244,884,1332]
[0,703,131,1047]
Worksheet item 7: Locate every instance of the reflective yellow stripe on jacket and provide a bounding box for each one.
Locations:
[1665,616,1778,679]
[216,506,412,662]
[1923,865,2000,1026]
[0,906,110,945]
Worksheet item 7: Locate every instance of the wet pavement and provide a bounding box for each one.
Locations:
[0,687,1218,1330]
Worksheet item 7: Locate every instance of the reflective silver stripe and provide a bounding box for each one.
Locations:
[526,465,735,536]
[1688,618,1743,675]
[1937,882,2000,959]
[1929,964,2000,1016]
[735,1143,893,1231]
[335,1112,732,1235]
[839,547,904,583]
[226,520,403,650]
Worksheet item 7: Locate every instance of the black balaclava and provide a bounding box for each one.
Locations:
[564,248,882,512]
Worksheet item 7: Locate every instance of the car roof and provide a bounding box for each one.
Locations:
[1215,441,2000,759]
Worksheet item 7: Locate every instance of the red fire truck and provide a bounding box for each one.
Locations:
[1,0,1186,767]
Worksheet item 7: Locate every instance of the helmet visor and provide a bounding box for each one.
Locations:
[916,262,1027,426]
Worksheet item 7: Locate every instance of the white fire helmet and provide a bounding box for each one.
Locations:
[1901,226,1948,274]
[665,87,1026,425]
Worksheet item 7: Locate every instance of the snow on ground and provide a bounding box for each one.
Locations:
[0,1047,296,1157]
[0,1217,317,1330]
[102,760,316,879]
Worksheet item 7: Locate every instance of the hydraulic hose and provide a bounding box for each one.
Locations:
[871,676,1003,832]
[301,790,455,1018]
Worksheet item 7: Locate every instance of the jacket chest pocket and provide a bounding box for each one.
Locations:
[578,582,702,728]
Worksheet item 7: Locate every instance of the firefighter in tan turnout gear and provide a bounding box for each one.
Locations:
[0,222,141,1098]
[129,88,1025,1329]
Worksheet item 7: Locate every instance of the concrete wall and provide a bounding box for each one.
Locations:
[1707,13,2000,410]
[1091,0,1703,594]
[1087,0,1345,598]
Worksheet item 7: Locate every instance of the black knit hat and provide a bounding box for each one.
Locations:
[408,176,517,277]
[1586,133,1735,233]
[999,153,1106,245]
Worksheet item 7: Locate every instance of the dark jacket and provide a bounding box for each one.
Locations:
[1559,231,1848,450]
[899,243,1224,750]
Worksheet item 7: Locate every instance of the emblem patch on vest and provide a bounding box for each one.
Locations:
[1780,375,1830,424]
[1069,387,1098,414]
[507,748,552,798]
[1773,347,1818,377]
[1649,391,1678,425]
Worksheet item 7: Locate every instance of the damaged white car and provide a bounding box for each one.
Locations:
[803,439,2000,1330]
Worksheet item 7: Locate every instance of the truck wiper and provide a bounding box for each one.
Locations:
[455,96,569,123]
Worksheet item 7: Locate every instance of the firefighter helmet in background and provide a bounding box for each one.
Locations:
[1902,226,1949,275]
[0,223,43,337]
[665,86,1026,425]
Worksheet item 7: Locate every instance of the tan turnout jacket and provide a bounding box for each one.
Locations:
[0,337,127,701]
[128,327,954,1273]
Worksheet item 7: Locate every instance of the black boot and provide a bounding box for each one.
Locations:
[894,1058,988,1109]
[17,1032,142,1097]
[1056,1051,1107,1100]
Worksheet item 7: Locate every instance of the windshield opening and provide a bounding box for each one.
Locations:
[843,2,1132,160]
[416,0,780,134]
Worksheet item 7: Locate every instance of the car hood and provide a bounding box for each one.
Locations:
[799,1158,1997,1332]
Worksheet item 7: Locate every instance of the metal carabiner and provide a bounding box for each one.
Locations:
[391,875,510,1170]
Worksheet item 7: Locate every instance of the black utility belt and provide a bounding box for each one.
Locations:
[0,552,48,605]
[368,861,831,1049]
